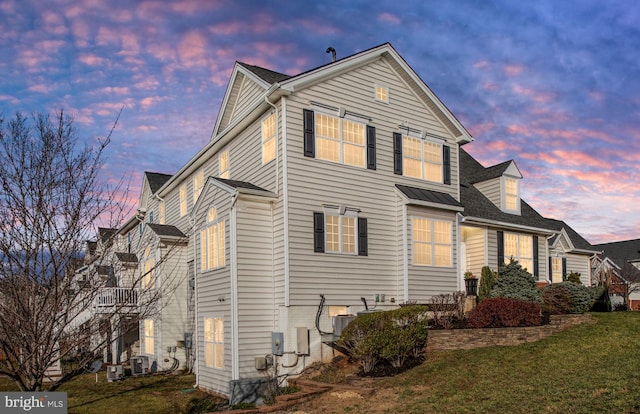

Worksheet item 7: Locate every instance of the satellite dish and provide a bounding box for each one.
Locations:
[89,360,103,373]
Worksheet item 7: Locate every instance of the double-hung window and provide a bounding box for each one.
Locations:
[504,177,519,212]
[316,113,366,168]
[313,207,367,256]
[193,170,204,204]
[179,184,187,217]
[504,233,533,272]
[143,319,154,355]
[201,208,225,271]
[262,113,276,164]
[551,257,563,283]
[142,246,155,289]
[412,217,452,266]
[219,150,229,179]
[403,136,443,182]
[204,317,224,369]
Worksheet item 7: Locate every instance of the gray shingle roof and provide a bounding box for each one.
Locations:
[145,171,173,193]
[147,223,187,239]
[594,239,640,262]
[543,218,596,251]
[396,184,462,208]
[115,252,138,263]
[213,177,269,192]
[237,62,291,84]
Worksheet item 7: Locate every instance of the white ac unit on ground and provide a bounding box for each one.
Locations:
[131,356,149,376]
[106,365,123,382]
[332,315,357,337]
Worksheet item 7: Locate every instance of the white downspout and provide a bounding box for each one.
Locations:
[281,96,290,307]
[230,194,239,381]
[187,211,198,383]
[402,205,409,302]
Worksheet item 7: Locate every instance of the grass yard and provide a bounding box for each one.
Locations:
[1,312,640,413]
[0,372,223,414]
[295,312,640,413]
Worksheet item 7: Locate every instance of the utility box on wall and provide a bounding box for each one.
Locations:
[296,327,309,355]
[271,332,284,356]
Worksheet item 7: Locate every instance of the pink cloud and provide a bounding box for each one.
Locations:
[0,94,19,104]
[468,122,495,136]
[483,82,497,91]
[473,60,489,69]
[78,54,106,66]
[503,64,524,77]
[41,10,67,35]
[177,31,208,68]
[28,84,52,93]
[378,12,401,25]
[209,21,244,36]
[298,19,339,35]
[512,84,555,103]
[101,86,130,95]
[140,95,168,110]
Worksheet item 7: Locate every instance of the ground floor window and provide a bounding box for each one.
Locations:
[143,319,154,355]
[204,317,224,369]
[412,217,452,266]
[504,233,533,272]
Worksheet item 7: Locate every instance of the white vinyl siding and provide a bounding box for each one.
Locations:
[412,217,452,267]
[504,233,533,273]
[204,317,224,369]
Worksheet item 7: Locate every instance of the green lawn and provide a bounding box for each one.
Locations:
[2,313,640,413]
[307,312,640,413]
[0,372,223,414]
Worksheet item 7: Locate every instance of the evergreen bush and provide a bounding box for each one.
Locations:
[491,259,541,303]
[337,305,429,373]
[467,297,542,328]
[478,266,497,302]
[567,271,582,284]
[540,282,595,314]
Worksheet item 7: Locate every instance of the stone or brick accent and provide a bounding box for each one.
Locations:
[426,314,594,352]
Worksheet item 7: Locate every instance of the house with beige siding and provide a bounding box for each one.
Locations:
[105,43,603,402]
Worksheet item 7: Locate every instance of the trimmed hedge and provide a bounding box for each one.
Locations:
[337,305,429,373]
[467,297,542,328]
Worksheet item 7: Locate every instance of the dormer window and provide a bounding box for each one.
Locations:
[502,176,521,214]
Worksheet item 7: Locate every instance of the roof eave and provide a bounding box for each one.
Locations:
[461,216,558,236]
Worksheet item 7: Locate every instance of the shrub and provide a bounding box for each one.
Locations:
[590,285,611,312]
[467,297,542,328]
[428,291,466,329]
[567,271,582,284]
[491,259,541,303]
[337,305,429,373]
[478,266,497,302]
[540,282,595,314]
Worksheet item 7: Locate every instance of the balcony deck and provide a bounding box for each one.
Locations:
[95,287,139,313]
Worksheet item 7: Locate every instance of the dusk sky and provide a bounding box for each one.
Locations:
[2,0,639,244]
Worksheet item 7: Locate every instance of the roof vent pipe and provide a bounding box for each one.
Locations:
[326,47,336,62]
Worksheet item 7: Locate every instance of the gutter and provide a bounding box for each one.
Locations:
[461,216,558,236]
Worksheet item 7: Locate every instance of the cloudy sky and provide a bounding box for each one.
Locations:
[2,0,639,244]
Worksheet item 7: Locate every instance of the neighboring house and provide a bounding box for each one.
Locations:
[592,239,640,309]
[110,43,606,402]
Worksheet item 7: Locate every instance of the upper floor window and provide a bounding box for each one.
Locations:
[412,217,452,267]
[303,109,376,170]
[142,246,155,289]
[403,136,442,182]
[179,184,187,217]
[159,201,165,225]
[316,113,366,168]
[375,85,389,103]
[393,133,450,184]
[313,207,368,256]
[503,177,520,213]
[193,169,204,204]
[201,208,225,271]
[504,233,533,273]
[262,113,276,164]
[219,150,229,179]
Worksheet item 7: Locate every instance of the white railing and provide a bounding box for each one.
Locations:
[95,287,139,309]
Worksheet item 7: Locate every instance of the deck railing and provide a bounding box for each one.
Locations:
[95,287,139,309]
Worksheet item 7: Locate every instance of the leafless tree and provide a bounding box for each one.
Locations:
[0,111,187,391]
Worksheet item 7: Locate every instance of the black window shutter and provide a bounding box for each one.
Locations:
[533,236,539,278]
[366,126,376,170]
[303,109,315,158]
[443,145,451,185]
[497,231,504,269]
[393,132,403,175]
[548,256,553,282]
[562,257,567,281]
[313,212,324,253]
[358,217,368,256]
